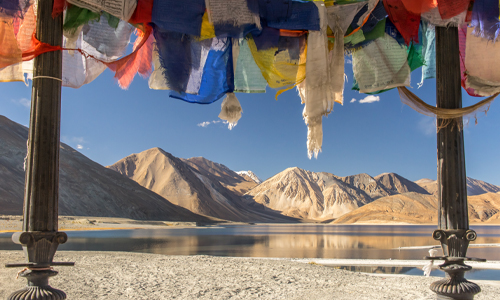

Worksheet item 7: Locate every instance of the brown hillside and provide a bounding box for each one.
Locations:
[468,193,500,223]
[108,148,296,223]
[375,173,429,195]
[332,193,439,224]
[415,178,500,197]
[333,192,500,224]
[0,116,212,222]
[181,157,257,195]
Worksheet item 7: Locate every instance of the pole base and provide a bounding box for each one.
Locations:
[8,286,66,300]
[429,260,481,300]
[7,269,66,300]
[431,277,480,300]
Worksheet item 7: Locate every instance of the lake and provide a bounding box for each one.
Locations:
[1,224,499,280]
[1,224,498,260]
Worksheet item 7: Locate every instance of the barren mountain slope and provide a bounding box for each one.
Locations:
[236,171,262,184]
[182,157,257,195]
[467,193,500,222]
[337,173,391,200]
[109,148,295,222]
[415,178,500,196]
[0,116,212,222]
[333,192,500,224]
[414,178,437,196]
[244,167,326,219]
[321,180,373,218]
[467,178,500,195]
[0,116,27,214]
[244,168,376,220]
[375,173,429,195]
[485,212,500,224]
[332,193,439,224]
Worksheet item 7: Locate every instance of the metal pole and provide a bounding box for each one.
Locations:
[5,0,73,299]
[427,26,484,300]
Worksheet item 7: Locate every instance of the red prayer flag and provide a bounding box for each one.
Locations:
[401,0,437,14]
[129,0,154,24]
[383,0,420,45]
[437,0,471,20]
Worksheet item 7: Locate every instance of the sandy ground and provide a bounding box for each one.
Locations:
[1,251,499,300]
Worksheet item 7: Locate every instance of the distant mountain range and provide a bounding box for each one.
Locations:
[0,116,212,222]
[415,177,500,196]
[108,148,294,222]
[1,115,500,224]
[236,171,262,184]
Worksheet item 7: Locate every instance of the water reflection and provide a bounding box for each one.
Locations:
[1,225,499,260]
[332,265,500,281]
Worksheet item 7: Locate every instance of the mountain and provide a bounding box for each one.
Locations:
[244,167,375,220]
[321,180,373,218]
[414,178,437,196]
[333,192,500,224]
[415,177,500,196]
[181,157,257,195]
[108,148,296,223]
[0,116,213,222]
[332,193,440,224]
[337,173,392,200]
[236,171,262,184]
[0,116,28,214]
[467,177,500,196]
[375,173,430,195]
[467,193,500,223]
[244,167,326,220]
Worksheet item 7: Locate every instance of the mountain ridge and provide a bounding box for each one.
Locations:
[108,148,296,223]
[0,117,213,222]
[3,114,500,224]
[415,177,500,196]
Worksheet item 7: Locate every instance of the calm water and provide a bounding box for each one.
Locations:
[1,224,499,261]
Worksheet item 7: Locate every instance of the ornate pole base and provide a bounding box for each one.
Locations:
[5,232,74,300]
[426,229,485,300]
[8,269,66,300]
[430,258,480,300]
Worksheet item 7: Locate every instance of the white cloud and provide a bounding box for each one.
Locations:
[418,117,436,136]
[350,98,357,103]
[62,136,88,150]
[12,98,31,108]
[359,95,380,104]
[198,121,211,127]
[198,120,224,127]
[72,137,86,144]
[62,136,86,144]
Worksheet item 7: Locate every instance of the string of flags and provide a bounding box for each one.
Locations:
[1,0,499,158]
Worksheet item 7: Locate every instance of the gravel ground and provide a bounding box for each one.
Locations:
[1,251,499,300]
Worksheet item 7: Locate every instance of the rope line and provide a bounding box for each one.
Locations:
[32,76,63,82]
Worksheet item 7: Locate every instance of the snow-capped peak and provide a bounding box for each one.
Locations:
[237,170,262,184]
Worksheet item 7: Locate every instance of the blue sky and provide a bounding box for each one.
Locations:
[1,65,499,185]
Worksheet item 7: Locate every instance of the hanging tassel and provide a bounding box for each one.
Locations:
[303,111,323,160]
[297,80,322,159]
[218,92,242,130]
[218,38,242,130]
[422,248,438,276]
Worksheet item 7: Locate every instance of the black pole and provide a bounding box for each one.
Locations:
[5,0,73,299]
[427,26,484,300]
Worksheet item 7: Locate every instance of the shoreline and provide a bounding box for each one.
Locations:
[1,250,499,300]
[2,215,499,233]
